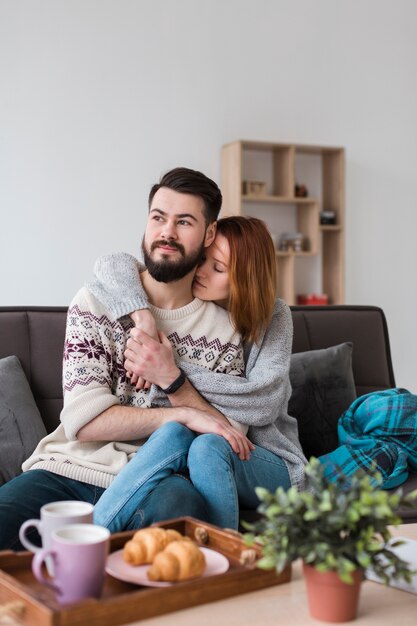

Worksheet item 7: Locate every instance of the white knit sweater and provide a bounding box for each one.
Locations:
[22,287,244,487]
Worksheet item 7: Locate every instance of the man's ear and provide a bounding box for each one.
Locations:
[204,221,217,247]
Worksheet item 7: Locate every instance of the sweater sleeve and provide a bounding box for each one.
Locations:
[146,299,293,427]
[60,288,120,440]
[85,252,149,320]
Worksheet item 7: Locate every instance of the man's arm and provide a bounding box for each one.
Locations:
[62,289,251,458]
[124,328,251,435]
[76,404,175,441]
[143,300,294,428]
[60,288,163,443]
[122,328,253,459]
[76,401,252,460]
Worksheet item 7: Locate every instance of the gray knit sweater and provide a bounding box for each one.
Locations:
[87,253,307,489]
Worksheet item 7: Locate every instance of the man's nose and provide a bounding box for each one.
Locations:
[160,221,177,240]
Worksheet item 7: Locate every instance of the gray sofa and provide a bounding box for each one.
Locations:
[0,304,416,522]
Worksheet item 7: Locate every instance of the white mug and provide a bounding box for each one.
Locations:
[19,500,94,554]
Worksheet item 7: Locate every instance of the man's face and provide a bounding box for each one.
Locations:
[142,187,216,283]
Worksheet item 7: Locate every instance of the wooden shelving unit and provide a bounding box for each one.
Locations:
[221,140,345,305]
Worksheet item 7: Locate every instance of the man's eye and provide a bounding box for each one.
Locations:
[178,220,191,226]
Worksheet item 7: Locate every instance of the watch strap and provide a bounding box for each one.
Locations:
[159,368,186,395]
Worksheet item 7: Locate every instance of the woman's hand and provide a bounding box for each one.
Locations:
[124,328,180,390]
[177,408,255,461]
[127,310,159,390]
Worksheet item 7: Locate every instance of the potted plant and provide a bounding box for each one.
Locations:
[244,458,417,623]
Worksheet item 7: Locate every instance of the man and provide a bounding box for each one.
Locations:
[0,167,251,550]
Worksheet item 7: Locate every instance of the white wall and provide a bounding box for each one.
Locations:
[1,0,417,391]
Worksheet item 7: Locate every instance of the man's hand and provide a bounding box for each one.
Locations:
[127,310,159,390]
[124,328,179,390]
[178,407,255,461]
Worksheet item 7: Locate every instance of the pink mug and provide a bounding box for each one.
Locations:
[32,524,110,604]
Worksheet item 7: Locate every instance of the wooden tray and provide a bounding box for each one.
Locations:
[0,517,291,626]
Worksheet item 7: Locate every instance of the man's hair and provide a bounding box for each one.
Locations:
[148,167,222,224]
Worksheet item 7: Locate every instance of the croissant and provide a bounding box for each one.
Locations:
[123,527,183,565]
[147,539,206,582]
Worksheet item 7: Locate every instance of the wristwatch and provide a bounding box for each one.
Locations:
[159,368,186,395]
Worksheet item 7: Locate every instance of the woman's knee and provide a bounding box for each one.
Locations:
[152,421,195,446]
[188,434,232,467]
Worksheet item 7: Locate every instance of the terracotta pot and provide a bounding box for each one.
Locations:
[302,563,363,623]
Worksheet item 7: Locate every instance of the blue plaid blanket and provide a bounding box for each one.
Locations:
[318,388,417,488]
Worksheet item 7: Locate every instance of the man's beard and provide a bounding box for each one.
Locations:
[142,236,205,283]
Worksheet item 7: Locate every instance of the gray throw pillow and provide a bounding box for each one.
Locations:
[288,342,356,460]
[0,356,47,485]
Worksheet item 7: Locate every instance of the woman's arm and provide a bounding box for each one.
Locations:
[86,252,149,320]
[86,256,291,431]
[86,252,157,388]
[87,253,249,435]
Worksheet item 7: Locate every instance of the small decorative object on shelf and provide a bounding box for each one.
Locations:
[295,183,308,197]
[320,210,337,225]
[297,293,329,305]
[242,180,267,196]
[279,232,305,253]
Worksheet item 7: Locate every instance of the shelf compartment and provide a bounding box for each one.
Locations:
[320,225,342,232]
[322,228,344,305]
[221,140,345,305]
[242,195,319,204]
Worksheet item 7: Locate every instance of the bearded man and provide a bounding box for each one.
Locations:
[0,167,251,550]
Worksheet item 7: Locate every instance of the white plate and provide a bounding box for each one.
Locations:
[106,546,229,587]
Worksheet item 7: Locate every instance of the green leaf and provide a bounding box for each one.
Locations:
[257,555,279,571]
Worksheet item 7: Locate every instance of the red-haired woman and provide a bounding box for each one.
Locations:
[90,217,306,531]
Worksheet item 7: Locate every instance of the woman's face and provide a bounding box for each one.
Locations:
[192,233,230,306]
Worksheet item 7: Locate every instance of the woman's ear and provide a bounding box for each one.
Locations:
[204,221,217,247]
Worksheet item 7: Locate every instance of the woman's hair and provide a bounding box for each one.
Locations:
[216,216,277,344]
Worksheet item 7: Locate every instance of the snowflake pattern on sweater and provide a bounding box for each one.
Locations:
[63,291,244,412]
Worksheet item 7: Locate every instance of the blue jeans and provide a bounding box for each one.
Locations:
[0,470,105,551]
[94,422,201,531]
[188,433,290,529]
[0,466,208,550]
[93,421,290,531]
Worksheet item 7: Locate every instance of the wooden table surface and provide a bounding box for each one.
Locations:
[127,524,417,626]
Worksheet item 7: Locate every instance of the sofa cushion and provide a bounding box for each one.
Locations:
[0,355,47,485]
[289,342,356,460]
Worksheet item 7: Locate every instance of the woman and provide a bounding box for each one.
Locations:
[89,217,306,531]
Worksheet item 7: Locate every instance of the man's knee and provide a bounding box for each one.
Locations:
[0,472,42,550]
[129,474,208,529]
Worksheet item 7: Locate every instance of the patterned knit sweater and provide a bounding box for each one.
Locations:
[22,287,244,488]
[86,253,307,490]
